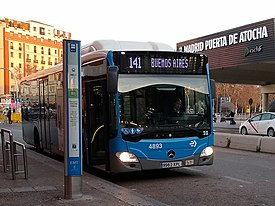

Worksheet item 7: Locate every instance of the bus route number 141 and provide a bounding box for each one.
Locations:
[128,57,142,69]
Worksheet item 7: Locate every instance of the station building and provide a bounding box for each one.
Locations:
[0,17,71,104]
[177,18,275,112]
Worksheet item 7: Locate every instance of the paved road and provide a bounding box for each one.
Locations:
[111,147,275,206]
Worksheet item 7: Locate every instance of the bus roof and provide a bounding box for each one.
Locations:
[81,40,174,55]
[20,64,62,83]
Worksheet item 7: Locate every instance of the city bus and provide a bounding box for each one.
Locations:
[20,40,215,173]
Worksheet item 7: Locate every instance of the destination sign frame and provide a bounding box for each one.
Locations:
[113,51,208,75]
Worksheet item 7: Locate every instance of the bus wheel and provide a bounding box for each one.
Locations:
[34,128,41,151]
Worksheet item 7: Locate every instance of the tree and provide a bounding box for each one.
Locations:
[13,63,38,82]
[215,83,261,114]
[25,63,38,76]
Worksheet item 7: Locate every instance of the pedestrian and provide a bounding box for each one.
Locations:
[3,108,8,123]
[230,110,236,125]
[7,108,12,124]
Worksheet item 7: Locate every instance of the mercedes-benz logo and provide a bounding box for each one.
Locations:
[167,150,175,158]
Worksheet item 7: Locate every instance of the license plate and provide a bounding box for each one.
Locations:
[161,161,182,168]
[185,159,194,166]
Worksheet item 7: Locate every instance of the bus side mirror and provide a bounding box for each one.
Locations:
[210,79,216,99]
[107,66,119,93]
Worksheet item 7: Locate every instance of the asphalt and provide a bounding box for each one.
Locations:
[0,123,168,206]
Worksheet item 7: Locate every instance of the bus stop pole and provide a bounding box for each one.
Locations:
[63,40,82,199]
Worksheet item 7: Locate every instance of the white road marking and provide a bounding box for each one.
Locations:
[223,176,253,184]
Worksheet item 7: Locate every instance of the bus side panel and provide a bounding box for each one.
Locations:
[22,119,35,145]
[21,106,40,146]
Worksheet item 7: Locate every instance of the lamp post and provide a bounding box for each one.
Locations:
[0,68,18,98]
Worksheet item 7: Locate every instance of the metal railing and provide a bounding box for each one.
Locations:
[1,128,28,179]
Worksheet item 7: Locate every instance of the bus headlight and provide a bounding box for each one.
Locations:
[116,152,139,163]
[200,146,214,157]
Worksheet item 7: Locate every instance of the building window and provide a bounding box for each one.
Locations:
[19,63,22,68]
[41,47,44,54]
[9,20,14,27]
[41,56,45,64]
[11,62,14,68]
[10,52,14,57]
[48,57,52,65]
[19,43,22,51]
[34,46,37,53]
[19,53,22,59]
[26,54,31,62]
[48,48,51,55]
[40,27,45,35]
[34,55,38,63]
[10,42,13,49]
[33,27,36,31]
[55,49,57,54]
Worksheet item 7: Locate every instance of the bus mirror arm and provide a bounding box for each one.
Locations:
[107,66,119,93]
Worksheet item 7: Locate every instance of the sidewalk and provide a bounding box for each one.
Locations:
[0,145,165,206]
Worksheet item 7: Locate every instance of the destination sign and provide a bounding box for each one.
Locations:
[113,51,207,74]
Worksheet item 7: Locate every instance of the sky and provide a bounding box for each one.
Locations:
[2,0,275,49]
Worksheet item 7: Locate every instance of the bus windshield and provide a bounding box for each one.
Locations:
[118,75,211,140]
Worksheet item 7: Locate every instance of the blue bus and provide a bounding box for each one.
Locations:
[20,40,215,173]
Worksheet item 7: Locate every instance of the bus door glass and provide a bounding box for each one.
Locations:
[85,79,108,169]
[39,79,51,151]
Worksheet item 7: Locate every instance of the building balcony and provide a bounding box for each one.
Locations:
[41,61,45,64]
[48,62,52,65]
[34,60,38,63]
[26,59,31,62]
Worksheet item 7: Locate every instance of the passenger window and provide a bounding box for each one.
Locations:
[251,115,261,121]
[261,113,270,121]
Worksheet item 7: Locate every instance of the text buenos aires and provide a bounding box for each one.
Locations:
[151,57,189,69]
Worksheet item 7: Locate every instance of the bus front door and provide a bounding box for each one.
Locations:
[85,79,109,171]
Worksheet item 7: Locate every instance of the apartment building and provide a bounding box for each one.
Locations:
[0,17,71,103]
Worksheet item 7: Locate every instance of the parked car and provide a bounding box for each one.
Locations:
[239,112,275,137]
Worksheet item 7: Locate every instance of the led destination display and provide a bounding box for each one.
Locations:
[114,51,208,74]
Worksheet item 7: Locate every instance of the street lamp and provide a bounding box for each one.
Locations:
[0,67,19,98]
